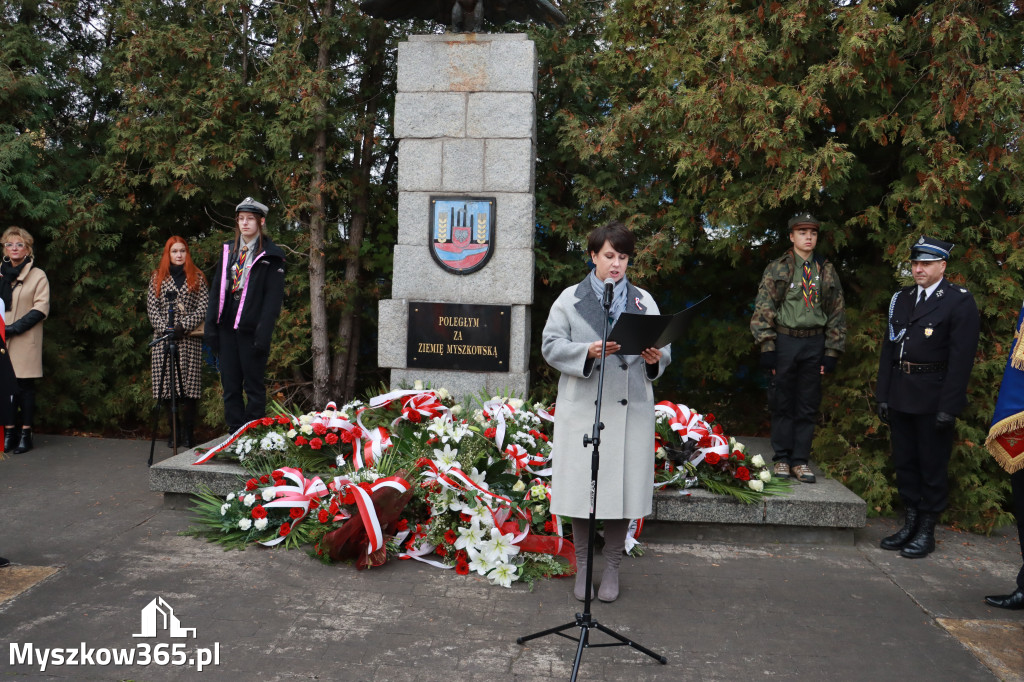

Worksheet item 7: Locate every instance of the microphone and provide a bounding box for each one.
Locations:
[603,278,615,309]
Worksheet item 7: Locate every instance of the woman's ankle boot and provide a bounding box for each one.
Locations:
[4,427,19,453]
[14,429,33,454]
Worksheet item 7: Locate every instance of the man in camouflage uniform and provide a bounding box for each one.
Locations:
[750,213,846,483]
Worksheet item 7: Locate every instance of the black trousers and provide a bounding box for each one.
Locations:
[1012,469,1024,590]
[217,324,269,433]
[768,333,824,465]
[888,410,955,514]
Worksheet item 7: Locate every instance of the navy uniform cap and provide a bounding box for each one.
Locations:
[236,197,268,217]
[910,235,954,262]
[787,212,821,230]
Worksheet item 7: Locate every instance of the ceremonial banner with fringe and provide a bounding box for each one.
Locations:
[986,306,1024,474]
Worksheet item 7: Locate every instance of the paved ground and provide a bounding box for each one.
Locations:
[1,435,1022,681]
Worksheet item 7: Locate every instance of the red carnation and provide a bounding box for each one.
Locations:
[261,417,275,426]
[340,429,355,443]
[245,478,259,491]
[313,423,327,436]
[310,437,323,450]
[325,433,339,445]
[276,415,291,425]
[735,466,751,481]
[698,436,713,448]
[275,479,288,487]
[328,501,340,516]
[426,437,439,446]
[279,522,291,537]
[396,519,409,531]
[295,435,308,446]
[485,427,497,439]
[272,470,285,480]
[444,529,458,545]
[289,507,305,520]
[705,451,721,466]
[259,474,270,484]
[251,505,268,520]
[318,509,330,524]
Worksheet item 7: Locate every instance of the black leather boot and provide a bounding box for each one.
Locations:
[3,427,19,453]
[985,588,1024,610]
[880,508,919,550]
[13,429,33,454]
[900,512,938,558]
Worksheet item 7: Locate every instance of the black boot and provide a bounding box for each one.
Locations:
[13,429,33,454]
[900,512,938,558]
[3,427,19,453]
[880,508,919,550]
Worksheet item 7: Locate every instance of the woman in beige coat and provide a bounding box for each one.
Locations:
[541,220,670,603]
[0,227,50,454]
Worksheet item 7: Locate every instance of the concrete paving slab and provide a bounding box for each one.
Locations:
[0,436,1020,681]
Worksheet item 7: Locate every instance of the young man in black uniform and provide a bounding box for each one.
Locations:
[205,197,286,433]
[876,236,980,558]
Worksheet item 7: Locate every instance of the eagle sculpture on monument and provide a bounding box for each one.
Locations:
[359,0,567,33]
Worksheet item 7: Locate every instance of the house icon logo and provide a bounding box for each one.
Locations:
[133,597,197,638]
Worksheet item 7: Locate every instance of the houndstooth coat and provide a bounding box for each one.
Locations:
[541,278,671,520]
[148,276,209,400]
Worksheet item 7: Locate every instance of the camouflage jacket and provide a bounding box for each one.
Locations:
[749,249,846,355]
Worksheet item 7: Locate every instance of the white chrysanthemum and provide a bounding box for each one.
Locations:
[487,561,518,588]
[512,431,536,448]
[260,432,287,452]
[238,518,252,530]
[254,518,269,531]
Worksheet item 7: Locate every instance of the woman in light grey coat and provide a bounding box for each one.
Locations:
[541,221,670,603]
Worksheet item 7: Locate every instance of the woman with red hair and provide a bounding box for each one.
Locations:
[147,237,209,448]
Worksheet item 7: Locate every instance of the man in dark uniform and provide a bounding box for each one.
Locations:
[750,213,846,484]
[876,236,980,558]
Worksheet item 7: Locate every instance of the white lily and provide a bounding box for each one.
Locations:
[454,520,486,551]
[487,561,519,588]
[466,546,494,576]
[481,526,520,564]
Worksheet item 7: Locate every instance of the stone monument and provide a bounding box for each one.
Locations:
[377,33,537,399]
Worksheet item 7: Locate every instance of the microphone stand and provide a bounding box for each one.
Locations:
[517,283,666,680]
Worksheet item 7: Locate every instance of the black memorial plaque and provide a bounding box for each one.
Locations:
[407,302,511,372]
